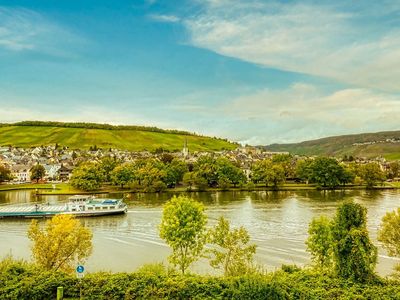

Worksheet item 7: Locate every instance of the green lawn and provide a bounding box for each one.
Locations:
[0,125,236,152]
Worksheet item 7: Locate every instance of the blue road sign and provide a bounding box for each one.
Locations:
[76,265,85,273]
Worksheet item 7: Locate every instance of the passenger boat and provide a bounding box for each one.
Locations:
[0,195,128,218]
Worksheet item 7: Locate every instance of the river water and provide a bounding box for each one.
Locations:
[0,189,399,275]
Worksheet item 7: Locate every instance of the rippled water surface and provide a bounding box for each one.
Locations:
[0,189,399,274]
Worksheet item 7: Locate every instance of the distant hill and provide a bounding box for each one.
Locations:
[0,121,237,152]
[263,130,400,160]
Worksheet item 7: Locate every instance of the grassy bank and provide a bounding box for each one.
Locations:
[1,260,399,300]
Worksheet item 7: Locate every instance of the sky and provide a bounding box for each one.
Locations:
[0,0,399,145]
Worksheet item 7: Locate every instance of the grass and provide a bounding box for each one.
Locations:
[0,125,236,152]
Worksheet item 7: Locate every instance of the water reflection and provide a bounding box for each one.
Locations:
[0,189,399,275]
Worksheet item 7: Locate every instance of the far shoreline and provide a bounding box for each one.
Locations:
[0,182,399,196]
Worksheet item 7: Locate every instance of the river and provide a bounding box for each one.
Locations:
[0,189,399,275]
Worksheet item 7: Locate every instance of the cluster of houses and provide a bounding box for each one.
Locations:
[0,143,395,184]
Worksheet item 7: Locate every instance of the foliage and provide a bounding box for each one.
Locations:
[70,162,104,191]
[332,201,377,282]
[378,208,400,274]
[215,157,247,188]
[164,159,188,188]
[1,259,400,300]
[27,215,93,273]
[387,161,400,179]
[272,154,295,178]
[30,164,46,183]
[359,163,386,188]
[306,216,333,269]
[0,164,12,182]
[111,163,135,188]
[251,159,285,188]
[207,216,257,276]
[307,157,353,188]
[159,196,207,274]
[295,159,313,183]
[99,156,119,182]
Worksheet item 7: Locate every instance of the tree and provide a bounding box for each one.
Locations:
[164,159,188,188]
[183,172,195,191]
[30,164,46,183]
[378,208,400,273]
[332,201,377,282]
[111,163,135,188]
[272,154,295,178]
[359,163,385,188]
[70,162,104,191]
[207,216,256,276]
[194,156,218,187]
[251,160,285,188]
[387,161,400,180]
[216,157,246,188]
[159,196,207,274]
[0,165,12,183]
[99,157,119,182]
[28,214,92,273]
[306,216,333,269]
[295,159,313,183]
[307,157,352,188]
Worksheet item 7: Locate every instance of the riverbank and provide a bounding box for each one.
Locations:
[0,182,399,195]
[1,259,399,300]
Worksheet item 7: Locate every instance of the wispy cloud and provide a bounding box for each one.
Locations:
[0,7,84,56]
[184,0,400,92]
[148,14,180,23]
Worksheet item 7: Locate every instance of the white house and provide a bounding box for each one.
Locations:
[11,165,31,182]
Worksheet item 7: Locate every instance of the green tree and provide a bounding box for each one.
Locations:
[111,163,135,188]
[30,164,46,183]
[251,160,285,188]
[359,163,385,188]
[70,162,104,191]
[0,164,12,183]
[308,157,351,188]
[159,196,207,274]
[99,157,119,182]
[272,154,295,178]
[207,216,256,276]
[216,157,246,188]
[387,161,400,179]
[164,159,188,188]
[194,156,218,187]
[28,214,92,273]
[183,172,195,191]
[332,201,377,282]
[295,159,313,183]
[306,216,333,269]
[378,208,400,274]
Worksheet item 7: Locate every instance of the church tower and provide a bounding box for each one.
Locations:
[182,138,189,158]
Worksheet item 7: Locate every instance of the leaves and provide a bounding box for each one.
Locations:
[28,214,93,273]
[159,196,207,274]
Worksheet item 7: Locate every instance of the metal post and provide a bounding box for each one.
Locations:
[57,286,64,300]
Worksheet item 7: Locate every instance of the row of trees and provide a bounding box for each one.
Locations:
[70,154,390,191]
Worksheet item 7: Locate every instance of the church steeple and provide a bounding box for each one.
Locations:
[182,138,189,158]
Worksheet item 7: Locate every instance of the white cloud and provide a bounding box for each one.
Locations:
[148,14,180,23]
[219,83,400,144]
[0,7,83,55]
[184,1,400,92]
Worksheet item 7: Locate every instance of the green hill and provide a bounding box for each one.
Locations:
[0,121,237,152]
[264,130,400,160]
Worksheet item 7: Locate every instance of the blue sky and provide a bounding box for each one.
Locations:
[0,0,399,145]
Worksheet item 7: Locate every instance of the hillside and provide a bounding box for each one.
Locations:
[264,130,400,159]
[0,122,237,152]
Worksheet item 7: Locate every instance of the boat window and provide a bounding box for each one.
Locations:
[88,207,93,210]
[71,208,76,212]
[102,207,108,210]
[95,207,101,210]
[110,206,115,209]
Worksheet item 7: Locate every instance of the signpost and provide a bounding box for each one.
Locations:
[76,265,85,299]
